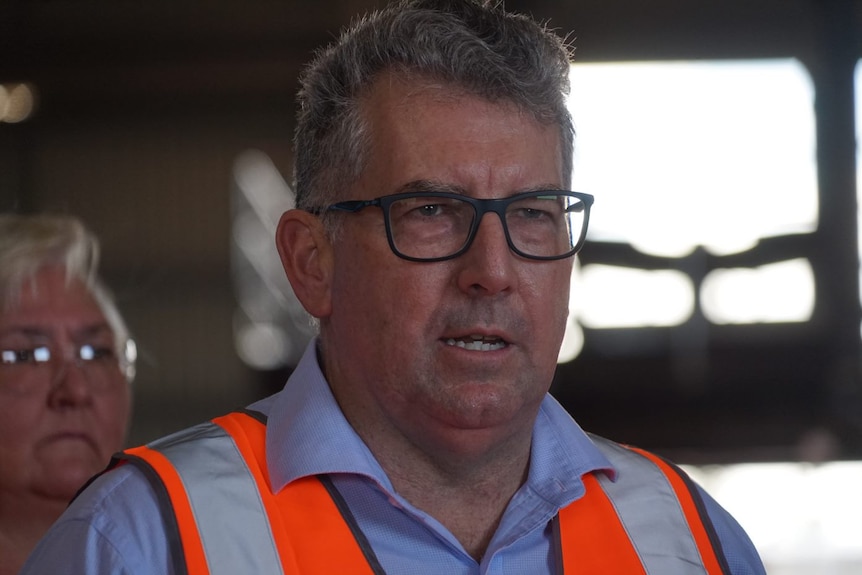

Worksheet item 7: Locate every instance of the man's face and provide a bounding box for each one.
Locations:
[0,266,131,504]
[319,74,573,459]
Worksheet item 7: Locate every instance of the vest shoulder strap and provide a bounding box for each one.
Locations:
[118,411,379,575]
[557,435,731,575]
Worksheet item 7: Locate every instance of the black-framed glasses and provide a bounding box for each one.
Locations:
[318,190,594,262]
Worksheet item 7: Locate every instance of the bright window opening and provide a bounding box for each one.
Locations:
[576,265,694,328]
[701,258,815,324]
[685,460,862,574]
[566,59,818,331]
[857,61,862,329]
[231,150,313,371]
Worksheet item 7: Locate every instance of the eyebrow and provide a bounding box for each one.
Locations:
[0,327,50,340]
[395,180,465,195]
[74,324,115,340]
[393,179,565,196]
[0,323,114,342]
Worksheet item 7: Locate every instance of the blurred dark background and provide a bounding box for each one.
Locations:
[1,0,861,464]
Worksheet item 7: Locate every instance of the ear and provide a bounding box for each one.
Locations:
[275,209,333,318]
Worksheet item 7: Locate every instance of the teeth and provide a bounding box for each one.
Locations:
[445,337,506,351]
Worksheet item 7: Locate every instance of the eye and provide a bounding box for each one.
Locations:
[511,204,556,222]
[0,346,51,365]
[520,207,551,219]
[78,344,117,362]
[394,196,467,220]
[415,203,443,217]
[509,196,566,223]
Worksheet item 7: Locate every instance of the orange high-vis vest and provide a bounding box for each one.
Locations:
[114,410,731,574]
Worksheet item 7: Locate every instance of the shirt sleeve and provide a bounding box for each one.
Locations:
[697,485,767,575]
[19,464,174,575]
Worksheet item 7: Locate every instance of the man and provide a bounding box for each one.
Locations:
[23,1,765,573]
[0,214,135,575]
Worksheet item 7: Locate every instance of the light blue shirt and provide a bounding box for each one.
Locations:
[22,341,765,574]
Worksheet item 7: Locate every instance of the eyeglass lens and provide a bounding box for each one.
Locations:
[386,192,587,260]
[0,343,124,395]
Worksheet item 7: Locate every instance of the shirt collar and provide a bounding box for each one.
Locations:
[260,339,615,498]
[262,340,392,494]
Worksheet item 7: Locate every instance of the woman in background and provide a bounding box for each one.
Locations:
[0,214,135,574]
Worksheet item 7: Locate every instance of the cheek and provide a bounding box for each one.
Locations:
[93,389,132,441]
[333,244,436,329]
[335,278,427,347]
[0,398,41,459]
[376,267,447,336]
[525,260,571,295]
[528,267,572,336]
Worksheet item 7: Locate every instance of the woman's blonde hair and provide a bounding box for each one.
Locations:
[0,214,136,381]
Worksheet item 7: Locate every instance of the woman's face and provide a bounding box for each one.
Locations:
[0,266,131,503]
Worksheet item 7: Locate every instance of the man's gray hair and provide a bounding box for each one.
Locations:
[294,0,575,212]
[0,214,136,381]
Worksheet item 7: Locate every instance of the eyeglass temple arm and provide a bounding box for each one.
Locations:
[326,199,381,213]
[567,194,594,214]
[530,193,591,214]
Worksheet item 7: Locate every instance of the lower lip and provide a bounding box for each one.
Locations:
[43,433,93,446]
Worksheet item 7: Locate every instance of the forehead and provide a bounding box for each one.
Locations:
[357,72,564,196]
[0,266,110,338]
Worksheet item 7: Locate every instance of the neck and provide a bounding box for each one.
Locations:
[400,456,530,560]
[375,428,533,561]
[0,492,68,575]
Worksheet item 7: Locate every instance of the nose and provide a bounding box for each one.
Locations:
[47,358,93,408]
[455,212,518,295]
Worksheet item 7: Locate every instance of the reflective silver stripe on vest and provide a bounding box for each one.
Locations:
[147,421,284,575]
[590,435,708,575]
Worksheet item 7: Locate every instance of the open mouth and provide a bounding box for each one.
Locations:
[444,334,507,351]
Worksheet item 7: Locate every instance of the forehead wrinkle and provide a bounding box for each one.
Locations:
[465,123,563,196]
[362,74,565,199]
[0,321,113,342]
